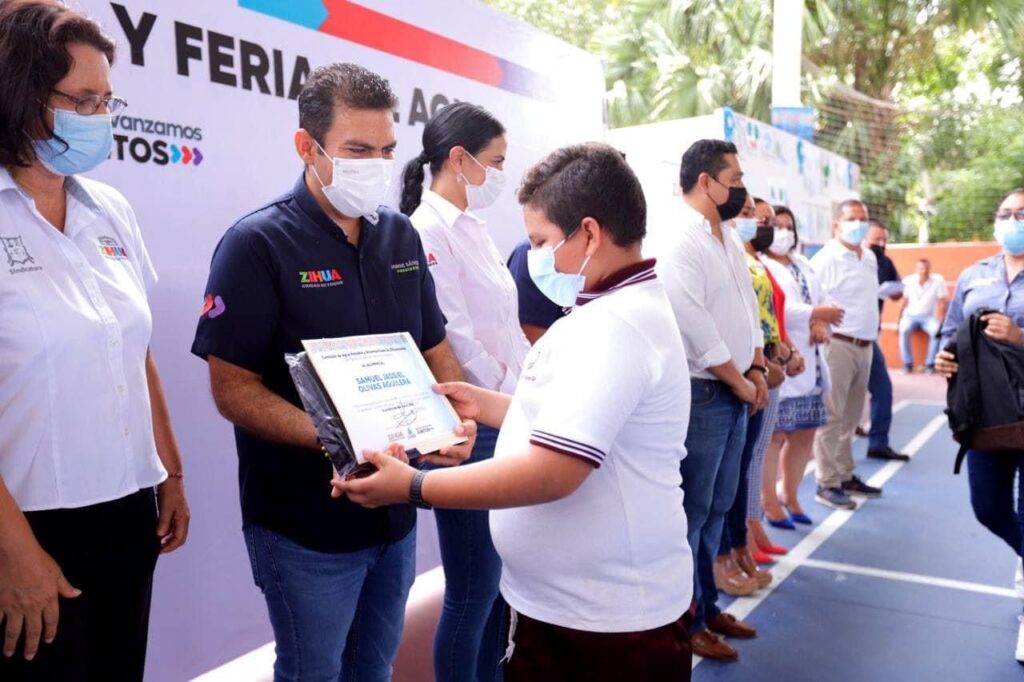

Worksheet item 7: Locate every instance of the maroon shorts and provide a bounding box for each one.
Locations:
[504,610,693,682]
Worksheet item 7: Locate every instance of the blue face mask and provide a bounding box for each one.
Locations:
[995,219,1024,256]
[733,217,758,242]
[527,236,591,307]
[32,107,114,176]
[838,219,869,246]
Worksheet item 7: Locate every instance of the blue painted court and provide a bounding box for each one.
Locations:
[694,401,1022,681]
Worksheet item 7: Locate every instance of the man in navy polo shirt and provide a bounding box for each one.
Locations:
[507,238,567,343]
[191,63,471,681]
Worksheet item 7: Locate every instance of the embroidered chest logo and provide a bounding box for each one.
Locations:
[97,236,129,259]
[427,253,438,267]
[299,268,344,288]
[2,235,41,274]
[391,259,420,276]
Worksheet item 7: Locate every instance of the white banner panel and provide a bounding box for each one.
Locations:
[67,1,605,678]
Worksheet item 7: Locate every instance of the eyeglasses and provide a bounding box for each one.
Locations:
[757,219,781,228]
[51,89,128,115]
[995,208,1024,221]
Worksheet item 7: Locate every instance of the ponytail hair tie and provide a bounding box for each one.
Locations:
[417,151,430,164]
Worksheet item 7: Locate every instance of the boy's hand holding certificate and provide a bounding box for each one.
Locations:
[287,333,469,477]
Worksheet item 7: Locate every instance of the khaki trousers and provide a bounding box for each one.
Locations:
[813,338,873,489]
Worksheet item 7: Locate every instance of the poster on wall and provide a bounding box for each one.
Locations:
[69,1,606,679]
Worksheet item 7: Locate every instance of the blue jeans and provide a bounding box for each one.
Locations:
[899,314,942,368]
[432,424,504,682]
[681,379,748,632]
[243,525,416,682]
[867,341,893,451]
[967,448,1024,563]
[719,400,766,554]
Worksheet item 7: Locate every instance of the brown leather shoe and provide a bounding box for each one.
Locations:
[708,612,757,639]
[691,630,738,661]
[713,556,758,596]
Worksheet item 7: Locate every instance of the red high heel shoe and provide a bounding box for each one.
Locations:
[756,541,788,556]
[752,550,775,565]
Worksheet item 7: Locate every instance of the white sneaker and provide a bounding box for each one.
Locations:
[1016,615,1024,663]
[1016,558,1024,601]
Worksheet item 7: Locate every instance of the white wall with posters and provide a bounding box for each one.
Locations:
[607,107,860,258]
[70,1,605,679]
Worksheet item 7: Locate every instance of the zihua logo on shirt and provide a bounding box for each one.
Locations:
[299,269,344,288]
[2,235,42,275]
[97,236,129,259]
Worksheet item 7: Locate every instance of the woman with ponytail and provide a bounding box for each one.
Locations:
[401,102,529,682]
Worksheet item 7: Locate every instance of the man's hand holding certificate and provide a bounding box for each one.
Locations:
[288,333,475,477]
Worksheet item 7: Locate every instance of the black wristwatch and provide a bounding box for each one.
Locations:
[747,364,769,376]
[409,469,432,509]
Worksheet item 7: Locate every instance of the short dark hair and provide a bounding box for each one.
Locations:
[917,258,930,266]
[772,204,799,249]
[518,143,646,247]
[400,102,505,215]
[868,218,887,231]
[0,0,116,168]
[298,63,397,146]
[753,196,768,206]
[679,139,738,193]
[834,198,867,220]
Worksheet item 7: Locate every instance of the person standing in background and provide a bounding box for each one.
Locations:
[862,220,909,462]
[811,200,884,510]
[507,239,567,344]
[762,207,838,540]
[657,139,767,663]
[898,258,947,373]
[401,101,530,682]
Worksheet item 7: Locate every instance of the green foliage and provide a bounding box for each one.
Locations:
[926,108,1024,242]
[482,0,1024,242]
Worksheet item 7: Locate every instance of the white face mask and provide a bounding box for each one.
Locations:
[311,139,393,224]
[769,229,795,255]
[460,151,506,211]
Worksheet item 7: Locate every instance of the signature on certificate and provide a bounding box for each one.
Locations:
[389,402,421,428]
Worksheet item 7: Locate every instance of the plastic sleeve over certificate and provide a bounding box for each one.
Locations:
[291,333,466,474]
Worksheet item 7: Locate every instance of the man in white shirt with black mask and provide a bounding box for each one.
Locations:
[656,139,768,662]
[810,199,884,510]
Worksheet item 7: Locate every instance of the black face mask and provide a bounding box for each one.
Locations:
[869,244,886,258]
[709,177,748,221]
[751,225,774,253]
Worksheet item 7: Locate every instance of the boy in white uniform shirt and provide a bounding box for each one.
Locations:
[333,143,695,682]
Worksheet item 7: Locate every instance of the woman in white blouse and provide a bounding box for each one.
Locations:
[0,4,188,680]
[400,102,529,682]
[761,207,843,526]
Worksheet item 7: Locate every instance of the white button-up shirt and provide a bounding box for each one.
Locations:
[810,239,880,341]
[656,203,763,380]
[903,272,947,318]
[410,191,529,392]
[0,169,166,511]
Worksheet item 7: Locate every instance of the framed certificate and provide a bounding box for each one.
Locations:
[299,333,466,467]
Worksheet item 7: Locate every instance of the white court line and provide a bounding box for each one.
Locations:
[191,566,447,681]
[801,558,1018,599]
[694,410,948,669]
